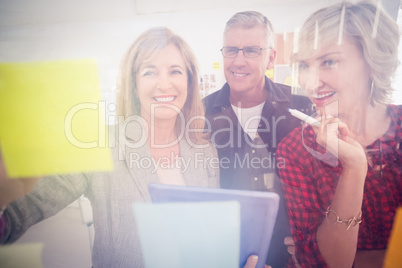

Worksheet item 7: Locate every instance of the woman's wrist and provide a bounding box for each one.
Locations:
[341,164,367,178]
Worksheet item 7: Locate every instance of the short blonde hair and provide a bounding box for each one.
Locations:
[116,27,205,142]
[292,0,400,105]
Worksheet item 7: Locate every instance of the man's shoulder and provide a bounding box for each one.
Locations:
[203,89,221,105]
[202,86,229,113]
[266,78,291,93]
[290,94,314,114]
[270,80,292,93]
[267,80,312,111]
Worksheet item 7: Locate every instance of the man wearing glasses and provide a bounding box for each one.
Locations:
[203,11,309,268]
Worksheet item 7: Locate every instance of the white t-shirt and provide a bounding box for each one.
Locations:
[231,101,265,140]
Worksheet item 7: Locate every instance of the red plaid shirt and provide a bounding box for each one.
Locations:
[277,105,402,267]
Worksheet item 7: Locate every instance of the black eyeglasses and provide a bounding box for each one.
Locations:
[220,46,269,58]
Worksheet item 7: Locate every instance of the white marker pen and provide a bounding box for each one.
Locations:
[288,108,320,127]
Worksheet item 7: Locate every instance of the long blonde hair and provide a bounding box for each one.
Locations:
[116,27,205,143]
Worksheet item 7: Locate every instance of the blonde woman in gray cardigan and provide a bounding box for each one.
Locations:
[0,27,268,268]
[0,27,221,268]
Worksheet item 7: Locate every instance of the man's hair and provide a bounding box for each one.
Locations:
[224,11,275,48]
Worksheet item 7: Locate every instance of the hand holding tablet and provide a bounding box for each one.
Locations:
[134,184,280,268]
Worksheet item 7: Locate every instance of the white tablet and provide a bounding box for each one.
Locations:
[148,184,279,268]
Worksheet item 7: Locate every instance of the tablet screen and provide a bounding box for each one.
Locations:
[148,184,279,268]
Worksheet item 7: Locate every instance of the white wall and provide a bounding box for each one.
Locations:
[1,0,400,103]
[0,1,342,98]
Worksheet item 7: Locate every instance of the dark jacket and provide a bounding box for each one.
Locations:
[203,77,312,268]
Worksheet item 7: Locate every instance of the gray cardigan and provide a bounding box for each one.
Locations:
[1,124,220,267]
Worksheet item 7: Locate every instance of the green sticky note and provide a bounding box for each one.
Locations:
[0,59,113,177]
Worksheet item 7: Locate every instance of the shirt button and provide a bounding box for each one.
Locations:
[389,211,395,217]
[272,101,277,105]
[254,177,258,181]
[258,123,262,127]
[380,185,386,191]
[221,107,226,111]
[252,149,256,153]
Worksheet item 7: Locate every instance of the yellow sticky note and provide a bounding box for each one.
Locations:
[0,243,44,268]
[384,207,402,268]
[0,59,113,177]
[212,62,221,70]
